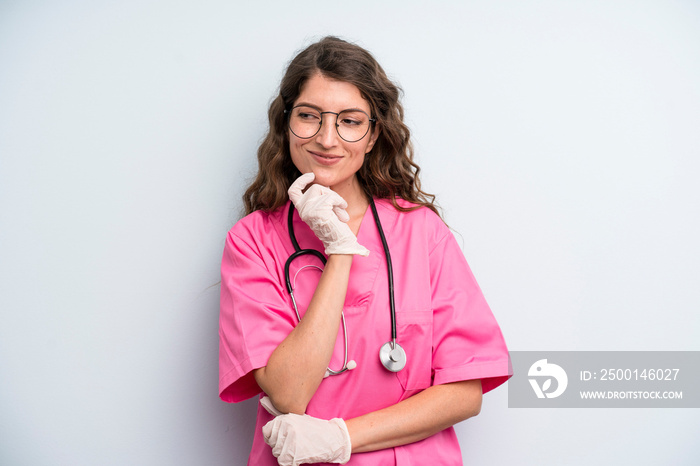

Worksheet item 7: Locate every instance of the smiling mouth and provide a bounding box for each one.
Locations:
[311,151,341,160]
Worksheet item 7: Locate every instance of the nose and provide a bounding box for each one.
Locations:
[314,114,339,148]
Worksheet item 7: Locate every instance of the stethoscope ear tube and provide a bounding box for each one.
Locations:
[285,203,327,295]
[284,249,326,295]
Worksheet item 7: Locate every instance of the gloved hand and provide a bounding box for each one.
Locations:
[288,173,369,257]
[260,396,352,466]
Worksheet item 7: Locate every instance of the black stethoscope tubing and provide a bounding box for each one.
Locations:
[368,198,396,342]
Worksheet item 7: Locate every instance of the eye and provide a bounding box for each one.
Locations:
[298,112,320,121]
[338,111,367,126]
[293,107,321,121]
[340,117,362,126]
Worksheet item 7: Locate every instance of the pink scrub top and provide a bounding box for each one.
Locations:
[219,199,511,465]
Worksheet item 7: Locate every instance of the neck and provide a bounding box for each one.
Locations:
[331,176,369,223]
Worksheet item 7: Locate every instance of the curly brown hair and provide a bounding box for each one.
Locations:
[243,36,439,217]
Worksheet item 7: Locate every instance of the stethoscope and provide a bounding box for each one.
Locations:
[284,198,407,376]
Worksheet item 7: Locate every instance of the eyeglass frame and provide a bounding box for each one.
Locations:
[284,105,377,143]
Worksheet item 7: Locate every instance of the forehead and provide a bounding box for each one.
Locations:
[295,73,370,112]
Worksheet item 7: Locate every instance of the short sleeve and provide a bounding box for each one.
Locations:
[430,230,512,394]
[218,229,294,403]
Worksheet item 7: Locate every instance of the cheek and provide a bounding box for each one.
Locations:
[353,145,369,165]
[349,152,367,174]
[289,137,306,171]
[290,148,305,173]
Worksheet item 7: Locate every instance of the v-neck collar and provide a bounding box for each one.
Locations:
[353,201,372,246]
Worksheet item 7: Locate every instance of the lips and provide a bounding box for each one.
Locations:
[311,151,340,159]
[310,151,342,165]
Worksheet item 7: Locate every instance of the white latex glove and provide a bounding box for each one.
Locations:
[260,396,352,466]
[288,173,369,257]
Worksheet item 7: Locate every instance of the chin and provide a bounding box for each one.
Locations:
[309,169,337,188]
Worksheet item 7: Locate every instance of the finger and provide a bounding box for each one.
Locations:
[260,396,283,417]
[328,189,348,209]
[332,205,350,223]
[288,173,315,204]
[262,417,277,445]
[269,417,290,459]
[303,183,328,198]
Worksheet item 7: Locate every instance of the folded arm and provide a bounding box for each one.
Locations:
[254,254,354,414]
[346,378,483,453]
[261,379,483,465]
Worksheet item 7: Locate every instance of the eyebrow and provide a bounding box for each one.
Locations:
[294,102,369,114]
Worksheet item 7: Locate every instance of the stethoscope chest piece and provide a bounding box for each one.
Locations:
[379,341,407,372]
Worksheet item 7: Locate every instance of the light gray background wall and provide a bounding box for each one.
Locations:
[1,1,698,464]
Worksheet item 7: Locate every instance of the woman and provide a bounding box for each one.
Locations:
[219,36,511,465]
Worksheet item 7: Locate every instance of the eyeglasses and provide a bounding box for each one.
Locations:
[286,105,376,143]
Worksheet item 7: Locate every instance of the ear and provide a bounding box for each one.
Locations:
[364,124,381,154]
